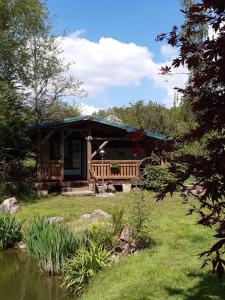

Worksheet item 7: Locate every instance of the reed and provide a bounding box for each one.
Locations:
[0,213,22,249]
[25,217,86,275]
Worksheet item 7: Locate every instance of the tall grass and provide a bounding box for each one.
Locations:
[25,217,86,275]
[63,241,111,295]
[0,214,22,249]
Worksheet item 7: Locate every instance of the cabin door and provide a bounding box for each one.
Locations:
[72,140,82,175]
[64,139,82,177]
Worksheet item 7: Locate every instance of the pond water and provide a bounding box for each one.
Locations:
[0,250,73,300]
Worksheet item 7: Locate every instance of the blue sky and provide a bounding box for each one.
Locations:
[47,0,186,113]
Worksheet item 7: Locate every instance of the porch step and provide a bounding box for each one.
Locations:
[61,187,95,196]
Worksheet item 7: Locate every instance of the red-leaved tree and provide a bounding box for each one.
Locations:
[156,0,225,279]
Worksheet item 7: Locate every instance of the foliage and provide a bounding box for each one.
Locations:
[128,189,154,249]
[25,217,86,275]
[94,100,195,138]
[86,223,114,251]
[0,214,22,249]
[111,208,125,235]
[63,241,111,295]
[0,0,48,181]
[110,161,119,169]
[144,165,177,191]
[129,189,148,235]
[156,0,225,278]
[23,29,86,124]
[45,99,81,121]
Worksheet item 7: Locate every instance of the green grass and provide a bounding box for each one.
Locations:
[17,192,225,299]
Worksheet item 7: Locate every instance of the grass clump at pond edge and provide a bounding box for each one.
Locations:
[25,217,87,275]
[63,241,111,295]
[0,213,22,249]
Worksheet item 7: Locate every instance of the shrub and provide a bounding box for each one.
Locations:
[0,214,22,249]
[129,190,154,250]
[111,208,125,235]
[144,164,177,191]
[25,217,86,275]
[129,189,147,235]
[87,223,114,251]
[63,241,111,295]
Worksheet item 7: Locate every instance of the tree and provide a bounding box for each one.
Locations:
[0,0,84,184]
[94,100,195,137]
[0,0,48,181]
[46,99,81,121]
[23,32,86,124]
[157,0,225,278]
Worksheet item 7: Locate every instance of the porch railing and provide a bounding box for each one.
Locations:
[41,160,61,181]
[40,159,140,181]
[91,160,140,180]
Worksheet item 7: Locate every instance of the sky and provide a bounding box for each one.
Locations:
[47,0,187,114]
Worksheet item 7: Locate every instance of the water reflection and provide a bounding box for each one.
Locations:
[0,250,73,300]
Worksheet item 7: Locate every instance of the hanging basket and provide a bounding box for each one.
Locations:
[110,161,119,169]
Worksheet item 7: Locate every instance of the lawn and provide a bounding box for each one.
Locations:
[17,192,225,300]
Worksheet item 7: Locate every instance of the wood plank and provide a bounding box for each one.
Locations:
[41,130,55,145]
[86,129,92,182]
[60,130,64,182]
[37,130,42,181]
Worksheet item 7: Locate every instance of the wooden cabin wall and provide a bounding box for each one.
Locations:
[92,140,146,160]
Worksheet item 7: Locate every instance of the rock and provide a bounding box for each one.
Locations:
[113,226,138,255]
[13,241,26,250]
[120,227,133,242]
[185,184,204,195]
[48,216,64,224]
[0,197,19,214]
[106,183,116,193]
[37,189,49,196]
[97,183,108,194]
[5,182,19,196]
[79,209,111,222]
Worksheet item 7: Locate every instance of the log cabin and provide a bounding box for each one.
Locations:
[29,115,171,194]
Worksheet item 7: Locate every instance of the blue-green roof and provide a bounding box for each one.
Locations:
[28,115,171,141]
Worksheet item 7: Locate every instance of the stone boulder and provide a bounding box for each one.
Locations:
[79,209,111,222]
[120,227,133,242]
[114,226,137,255]
[0,197,19,214]
[13,241,26,250]
[47,216,64,224]
[106,183,116,193]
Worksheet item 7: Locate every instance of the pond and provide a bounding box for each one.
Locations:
[0,250,73,300]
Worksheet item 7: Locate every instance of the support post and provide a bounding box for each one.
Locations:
[86,130,92,182]
[36,130,42,181]
[60,130,64,182]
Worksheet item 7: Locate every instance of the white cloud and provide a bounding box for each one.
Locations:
[160,44,179,60]
[59,31,187,108]
[79,103,100,115]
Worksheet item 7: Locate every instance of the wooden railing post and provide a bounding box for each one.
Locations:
[36,129,42,181]
[86,129,92,182]
[60,130,64,182]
